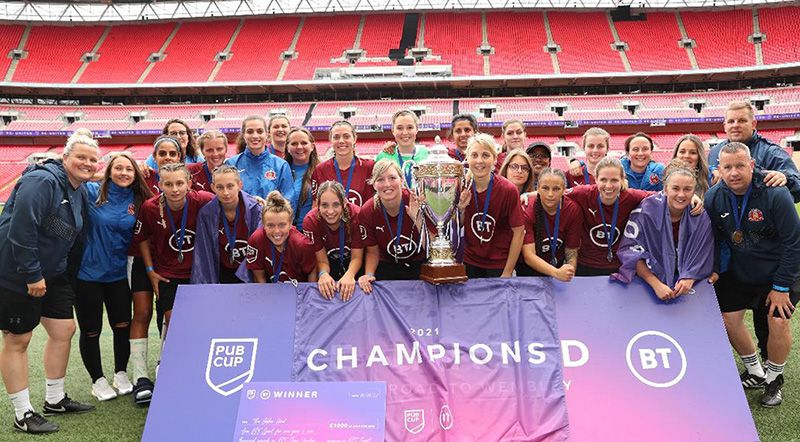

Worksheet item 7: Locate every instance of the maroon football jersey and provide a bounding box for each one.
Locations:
[522,197,582,265]
[311,156,375,206]
[302,203,364,263]
[216,199,251,271]
[358,189,427,264]
[245,227,316,282]
[187,162,213,193]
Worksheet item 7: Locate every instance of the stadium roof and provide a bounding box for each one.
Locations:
[0,0,796,22]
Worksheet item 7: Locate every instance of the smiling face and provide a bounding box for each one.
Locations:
[329,124,356,159]
[212,172,243,208]
[109,155,136,188]
[318,189,344,228]
[287,131,314,165]
[392,115,418,149]
[583,134,609,168]
[263,211,292,247]
[627,136,653,171]
[724,108,756,143]
[529,147,551,175]
[373,166,403,205]
[505,156,530,189]
[675,139,700,170]
[244,119,268,154]
[166,122,190,151]
[269,117,290,147]
[537,174,565,212]
[155,141,181,169]
[451,120,475,150]
[202,136,228,170]
[596,165,624,205]
[718,149,755,195]
[503,122,526,151]
[665,174,696,215]
[63,143,99,186]
[159,169,190,206]
[467,143,496,181]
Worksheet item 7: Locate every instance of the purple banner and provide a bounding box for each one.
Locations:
[293,278,570,441]
[555,277,758,442]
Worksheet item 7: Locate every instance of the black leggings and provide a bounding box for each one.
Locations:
[75,279,132,382]
[465,263,504,279]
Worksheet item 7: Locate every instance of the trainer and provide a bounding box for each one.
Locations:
[706,142,800,408]
[0,135,99,434]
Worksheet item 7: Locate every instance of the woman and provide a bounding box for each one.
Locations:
[75,153,151,402]
[456,134,525,278]
[498,149,534,195]
[311,120,375,206]
[613,161,714,301]
[133,163,214,401]
[621,132,665,191]
[285,128,319,230]
[143,136,184,195]
[357,160,426,293]
[447,113,478,162]
[566,127,610,188]
[226,115,294,201]
[246,191,317,283]
[527,141,553,188]
[191,165,263,284]
[519,168,580,281]
[303,181,364,301]
[495,119,527,173]
[375,110,429,188]
[265,115,290,159]
[187,130,229,193]
[672,134,711,197]
[144,119,202,168]
[0,135,99,434]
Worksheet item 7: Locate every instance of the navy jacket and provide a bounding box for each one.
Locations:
[0,160,88,292]
[708,131,800,203]
[705,170,800,287]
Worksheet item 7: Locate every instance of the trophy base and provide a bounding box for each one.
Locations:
[420,263,468,285]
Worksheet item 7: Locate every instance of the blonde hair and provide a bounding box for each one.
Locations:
[211,164,241,183]
[368,159,405,208]
[392,109,420,126]
[63,134,99,156]
[594,156,628,191]
[466,133,499,159]
[726,101,755,119]
[582,127,611,149]
[663,159,697,186]
[261,190,294,220]
[197,130,228,153]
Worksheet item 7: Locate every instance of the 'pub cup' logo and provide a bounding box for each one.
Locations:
[625,330,687,388]
[404,409,425,434]
[205,338,258,396]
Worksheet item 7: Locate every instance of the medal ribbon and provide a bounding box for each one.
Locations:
[381,200,405,262]
[596,193,620,261]
[727,184,752,238]
[164,197,189,262]
[337,223,346,269]
[472,174,494,237]
[396,146,416,188]
[203,163,213,187]
[334,156,356,197]
[542,201,561,265]
[582,161,590,185]
[220,199,241,264]
[269,242,285,283]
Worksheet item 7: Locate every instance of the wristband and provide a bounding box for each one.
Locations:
[318,270,328,277]
[145,266,154,273]
[772,284,790,293]
[366,272,375,277]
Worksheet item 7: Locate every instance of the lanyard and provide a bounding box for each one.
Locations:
[220,200,240,265]
[267,144,276,156]
[337,223,346,269]
[582,162,590,185]
[542,201,561,266]
[334,156,356,196]
[454,148,464,162]
[269,242,285,283]
[472,174,494,242]
[381,201,405,262]
[396,147,416,188]
[727,184,752,241]
[164,197,189,263]
[203,163,213,186]
[596,193,620,262]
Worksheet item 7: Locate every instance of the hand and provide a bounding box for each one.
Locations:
[457,187,471,211]
[766,290,796,319]
[673,278,695,297]
[500,271,513,278]
[568,159,582,177]
[407,193,421,221]
[139,163,153,178]
[381,141,397,155]
[689,194,704,216]
[708,272,719,284]
[27,279,46,297]
[147,270,170,299]
[253,196,267,206]
[763,170,787,187]
[357,274,375,294]
[553,264,575,282]
[710,169,721,185]
[653,281,676,301]
[317,272,336,300]
[339,273,356,301]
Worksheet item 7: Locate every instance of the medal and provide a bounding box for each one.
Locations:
[396,146,417,188]
[164,196,189,266]
[551,257,558,267]
[732,230,744,244]
[542,201,561,267]
[269,242,285,283]
[178,252,184,263]
[472,174,494,244]
[596,193,620,263]
[607,250,613,263]
[727,184,751,246]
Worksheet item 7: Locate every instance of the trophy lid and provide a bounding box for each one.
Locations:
[415,136,464,178]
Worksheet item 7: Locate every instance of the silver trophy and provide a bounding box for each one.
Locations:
[414,138,467,284]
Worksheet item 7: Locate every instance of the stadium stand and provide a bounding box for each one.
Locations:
[0,24,25,79]
[214,17,300,82]
[548,11,625,73]
[759,5,800,65]
[282,15,362,80]
[357,13,406,64]
[422,12,484,76]
[614,12,691,72]
[680,9,756,69]
[12,24,105,83]
[486,12,552,75]
[79,23,175,84]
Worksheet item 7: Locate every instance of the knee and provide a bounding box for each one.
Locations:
[132,307,152,323]
[113,322,130,329]
[2,332,32,352]
[767,316,791,333]
[722,313,741,330]
[82,330,101,339]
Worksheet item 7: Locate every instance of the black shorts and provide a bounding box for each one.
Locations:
[0,275,75,335]
[219,267,243,284]
[576,264,614,277]
[130,257,153,293]
[156,278,190,313]
[375,260,422,281]
[465,263,504,279]
[714,273,800,317]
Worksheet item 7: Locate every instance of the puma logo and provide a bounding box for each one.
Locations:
[720,213,730,218]
[588,208,597,217]
[60,199,69,205]
[376,226,385,232]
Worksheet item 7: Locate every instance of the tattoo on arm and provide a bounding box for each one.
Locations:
[565,248,578,267]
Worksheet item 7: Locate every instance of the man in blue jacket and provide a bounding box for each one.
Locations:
[706,142,800,408]
[0,135,99,433]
